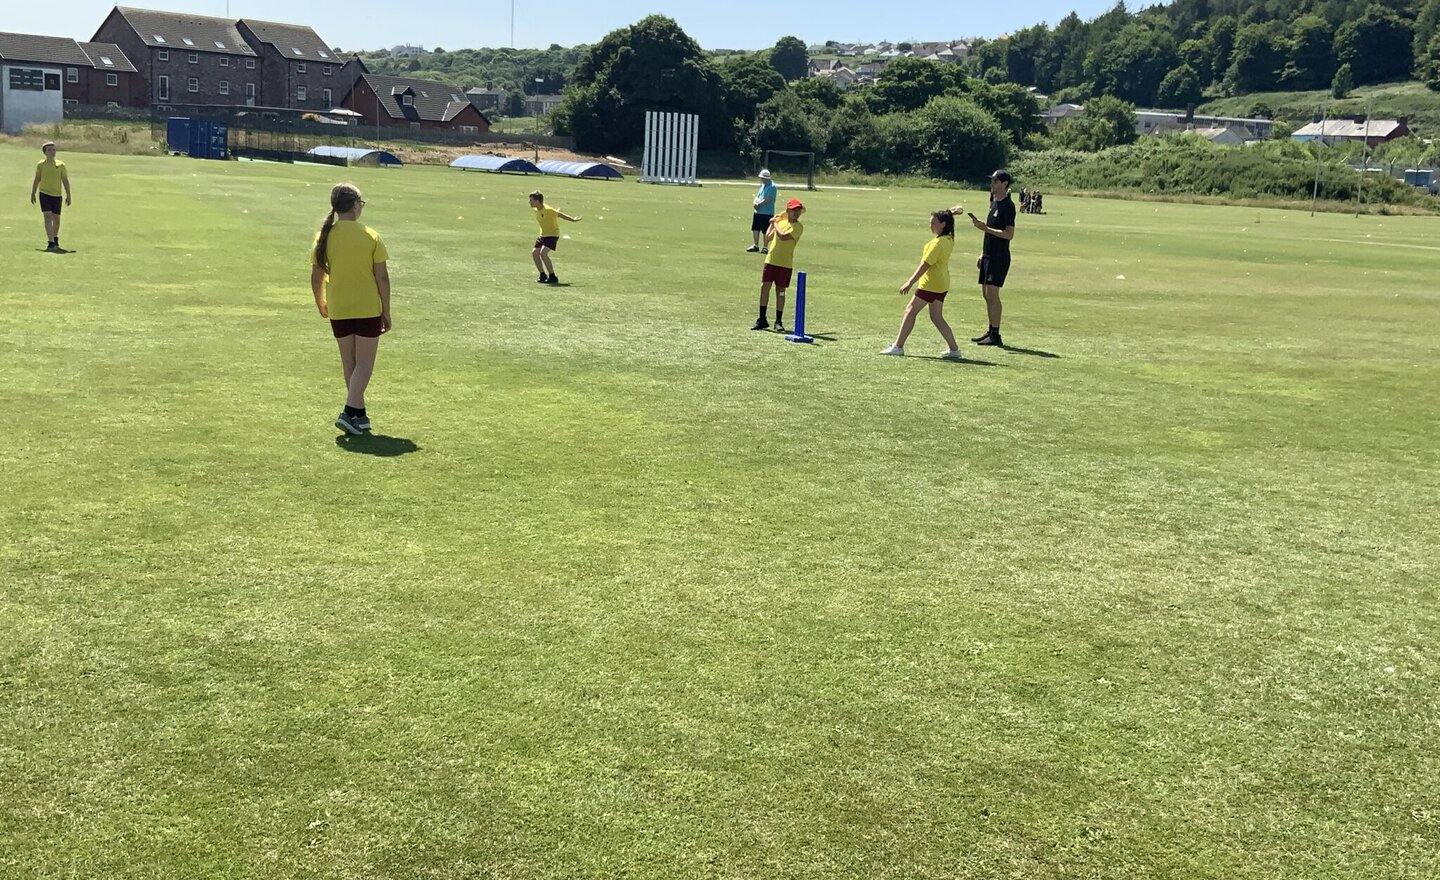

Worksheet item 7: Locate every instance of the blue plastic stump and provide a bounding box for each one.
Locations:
[785,270,815,344]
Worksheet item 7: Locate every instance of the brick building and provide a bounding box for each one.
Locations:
[344,73,491,132]
[235,19,364,111]
[0,31,140,108]
[93,7,260,108]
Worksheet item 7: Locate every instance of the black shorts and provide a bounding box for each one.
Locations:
[535,236,559,251]
[979,255,1010,288]
[39,193,63,215]
[751,212,774,232]
[915,289,947,303]
[331,316,383,338]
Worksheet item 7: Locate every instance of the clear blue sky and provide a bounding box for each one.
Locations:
[7,1,1120,52]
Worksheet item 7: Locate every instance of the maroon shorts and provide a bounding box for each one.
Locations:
[39,193,63,215]
[535,236,559,251]
[761,263,793,289]
[331,316,383,338]
[915,289,947,303]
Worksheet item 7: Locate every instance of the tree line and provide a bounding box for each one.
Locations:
[967,0,1440,105]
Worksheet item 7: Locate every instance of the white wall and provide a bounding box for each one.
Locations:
[1,65,64,134]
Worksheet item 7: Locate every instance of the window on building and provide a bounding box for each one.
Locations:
[402,94,414,106]
[157,75,170,100]
[64,98,79,106]
[215,41,226,49]
[158,49,169,61]
[297,63,306,74]
[297,85,307,102]
[188,52,198,64]
[188,77,199,93]
[246,58,255,69]
[100,57,114,67]
[220,56,229,67]
[291,48,303,56]
[322,88,332,107]
[219,81,229,95]
[107,73,118,87]
[67,67,79,83]
[461,125,478,134]
[45,72,61,90]
[318,50,330,59]
[246,82,255,102]
[410,122,421,129]
[182,37,194,46]
[323,65,333,76]
[153,34,166,43]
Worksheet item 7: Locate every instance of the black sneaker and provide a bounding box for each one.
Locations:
[975,333,1003,347]
[536,273,549,283]
[970,331,990,343]
[46,242,59,252]
[545,275,560,285]
[774,321,786,334]
[334,412,363,435]
[745,245,759,253]
[751,318,769,330]
[354,414,372,432]
[760,247,768,254]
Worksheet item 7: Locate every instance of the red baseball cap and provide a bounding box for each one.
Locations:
[786,198,805,210]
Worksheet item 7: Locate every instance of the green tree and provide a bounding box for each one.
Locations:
[1335,5,1414,85]
[564,15,729,153]
[1177,38,1214,85]
[790,75,844,110]
[1414,0,1440,62]
[1207,16,1238,81]
[769,36,809,82]
[751,89,829,155]
[1053,95,1138,151]
[967,81,1047,148]
[1281,15,1336,90]
[1157,64,1205,107]
[1421,32,1440,90]
[1092,21,1177,106]
[1332,62,1355,98]
[910,96,1009,180]
[1224,22,1285,93]
[718,55,785,125]
[868,57,959,114]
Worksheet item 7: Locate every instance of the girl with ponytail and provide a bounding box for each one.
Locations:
[880,206,964,360]
[310,182,391,435]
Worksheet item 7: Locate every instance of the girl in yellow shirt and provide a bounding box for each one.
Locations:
[882,207,964,360]
[311,183,391,435]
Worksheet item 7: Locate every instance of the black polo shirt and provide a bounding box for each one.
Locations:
[983,195,1016,261]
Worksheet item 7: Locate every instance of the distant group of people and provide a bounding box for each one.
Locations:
[1019,187,1044,214]
[745,167,1018,356]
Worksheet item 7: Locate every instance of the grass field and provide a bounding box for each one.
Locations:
[2,144,1438,879]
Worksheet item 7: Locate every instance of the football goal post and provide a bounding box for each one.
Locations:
[761,149,816,191]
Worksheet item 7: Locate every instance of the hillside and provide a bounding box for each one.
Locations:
[1199,80,1440,138]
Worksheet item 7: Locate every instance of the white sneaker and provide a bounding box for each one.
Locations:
[940,348,964,360]
[880,344,904,356]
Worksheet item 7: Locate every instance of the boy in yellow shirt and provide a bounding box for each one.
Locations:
[529,191,581,284]
[29,142,72,252]
[752,198,805,332]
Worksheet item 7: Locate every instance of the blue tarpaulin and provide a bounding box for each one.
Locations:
[307,146,402,166]
[536,160,624,179]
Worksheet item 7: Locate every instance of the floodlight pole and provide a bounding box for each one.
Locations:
[1310,100,1329,217]
[1356,97,1373,218]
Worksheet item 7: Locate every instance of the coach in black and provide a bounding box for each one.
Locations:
[970,169,1016,347]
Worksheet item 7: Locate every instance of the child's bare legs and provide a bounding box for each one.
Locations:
[894,295,925,347]
[928,300,960,350]
[336,334,380,408]
[534,245,555,277]
[42,211,59,243]
[758,280,774,313]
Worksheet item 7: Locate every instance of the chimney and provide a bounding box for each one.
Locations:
[1397,116,1408,129]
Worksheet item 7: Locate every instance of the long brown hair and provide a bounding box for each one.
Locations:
[314,183,362,272]
[932,209,956,237]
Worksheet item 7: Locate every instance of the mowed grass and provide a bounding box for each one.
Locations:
[2,145,1438,879]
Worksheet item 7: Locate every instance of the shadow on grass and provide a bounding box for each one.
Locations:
[913,355,1005,367]
[36,247,76,254]
[334,434,420,457]
[1001,345,1060,359]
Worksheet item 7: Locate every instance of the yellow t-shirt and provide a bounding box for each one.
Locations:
[312,221,388,320]
[764,218,804,269]
[36,159,67,197]
[535,204,560,237]
[917,234,955,292]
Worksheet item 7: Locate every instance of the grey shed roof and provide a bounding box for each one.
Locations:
[239,19,337,61]
[78,42,139,73]
[0,31,95,66]
[112,7,257,56]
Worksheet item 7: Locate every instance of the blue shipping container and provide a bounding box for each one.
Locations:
[167,117,228,159]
